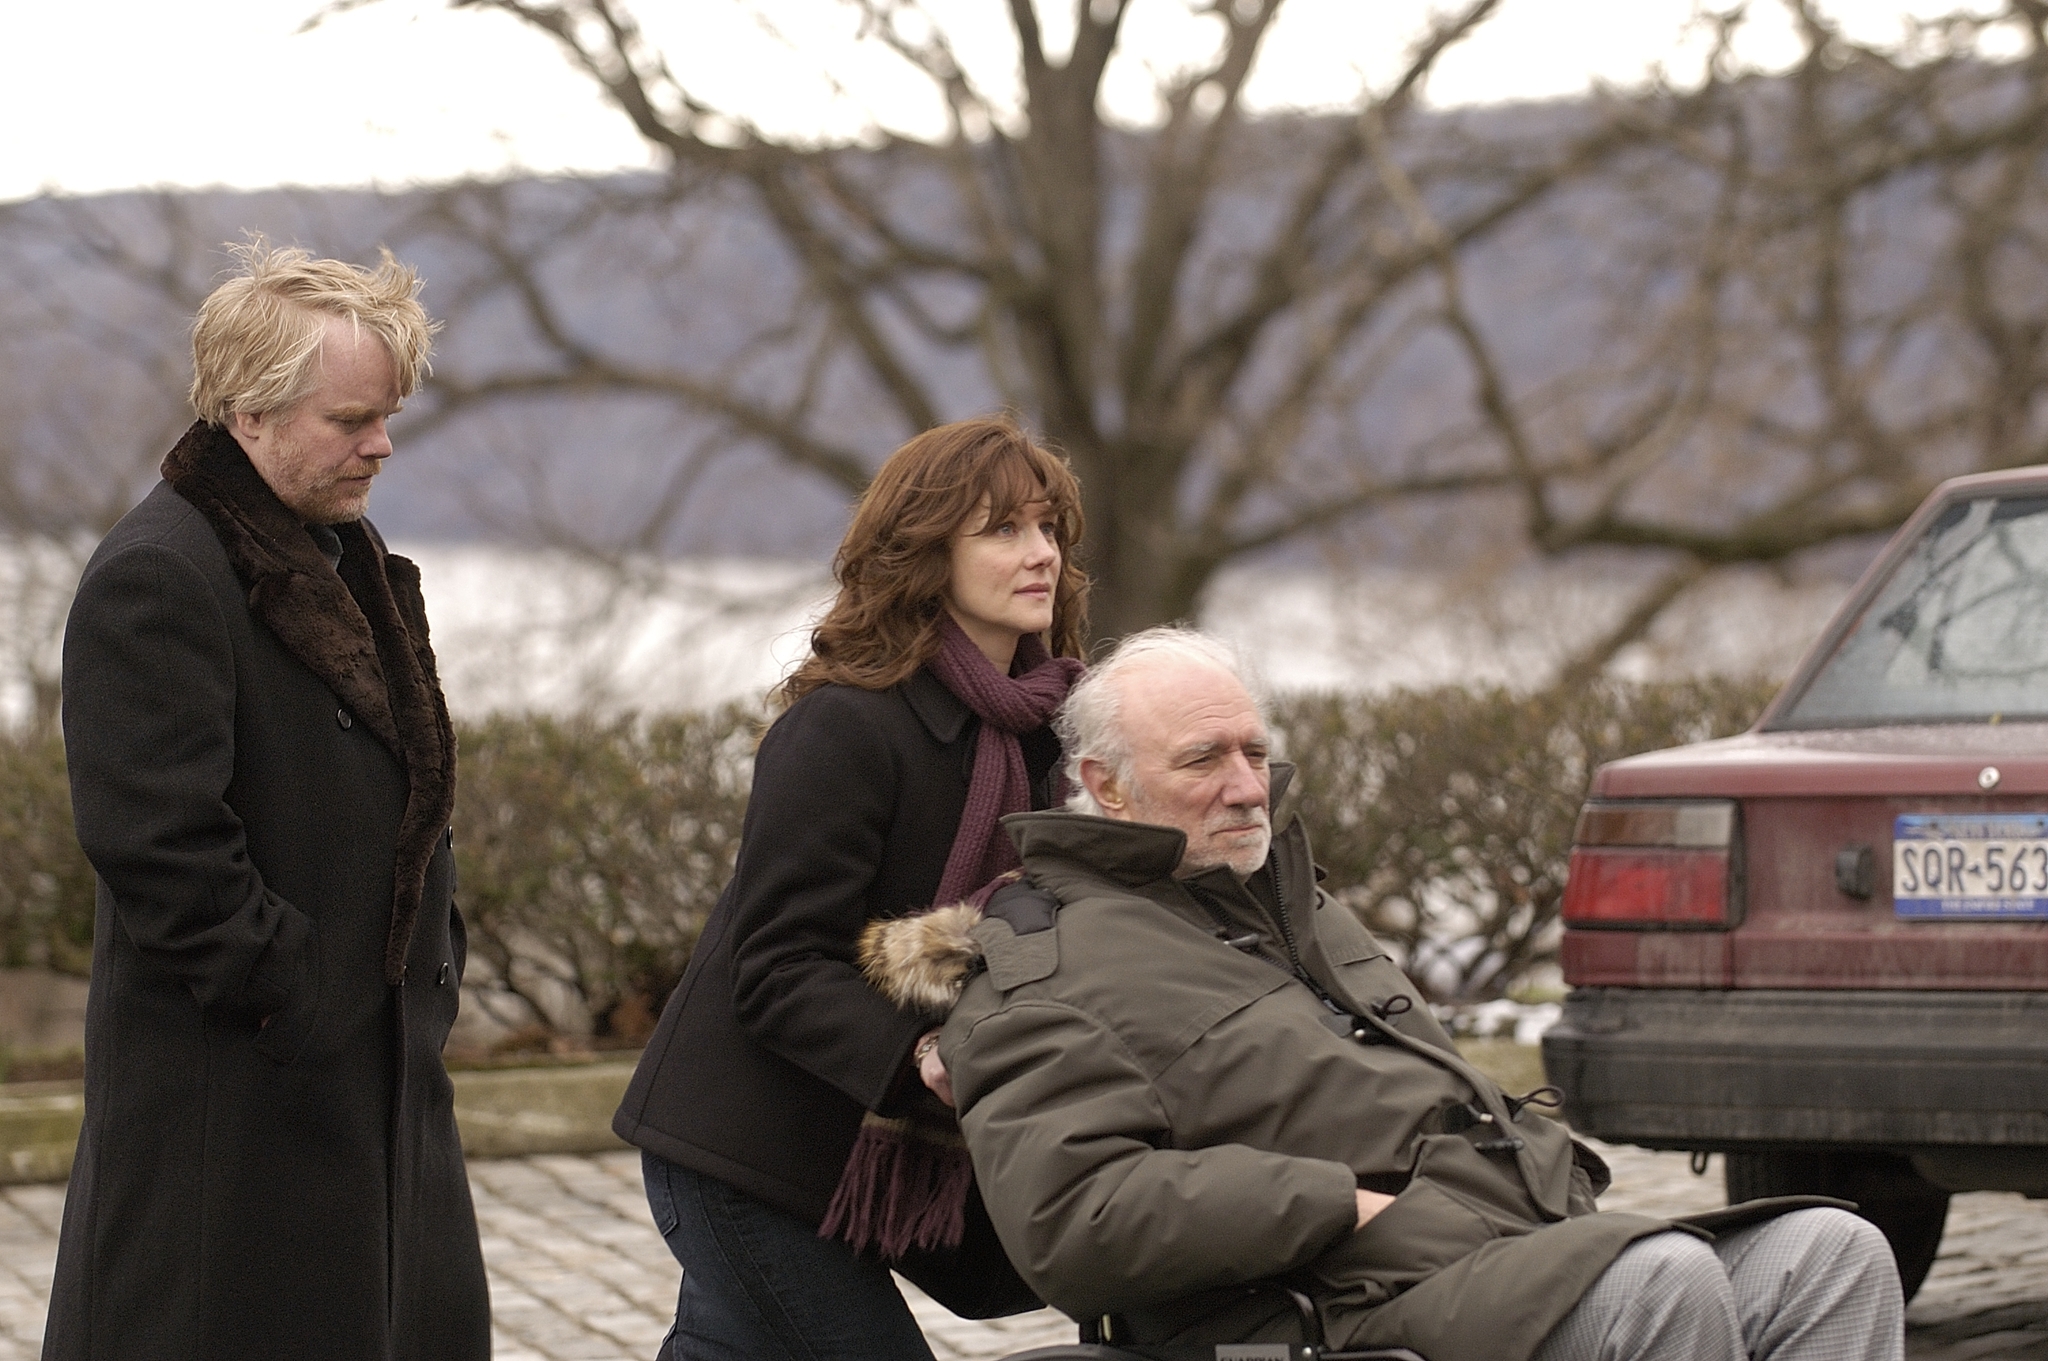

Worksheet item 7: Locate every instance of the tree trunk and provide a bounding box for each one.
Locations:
[1072,441,1206,644]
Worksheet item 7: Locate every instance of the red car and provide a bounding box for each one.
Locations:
[1542,464,2048,1300]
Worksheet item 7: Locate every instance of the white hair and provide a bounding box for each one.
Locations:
[1056,626,1265,816]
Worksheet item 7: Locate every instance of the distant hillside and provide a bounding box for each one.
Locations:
[0,97,1665,566]
[0,88,1946,580]
[1,175,864,554]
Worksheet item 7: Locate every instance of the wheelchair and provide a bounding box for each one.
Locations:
[1000,1287,1425,1361]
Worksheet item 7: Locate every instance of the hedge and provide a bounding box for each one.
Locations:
[0,677,1777,1036]
[449,707,755,1044]
[1275,676,1776,1001]
[0,732,93,976]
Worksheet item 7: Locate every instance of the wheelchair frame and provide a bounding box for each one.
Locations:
[999,1288,1425,1361]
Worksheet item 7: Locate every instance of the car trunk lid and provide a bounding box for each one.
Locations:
[1565,725,2048,989]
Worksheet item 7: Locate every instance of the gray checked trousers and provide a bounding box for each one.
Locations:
[1531,1208,1904,1361]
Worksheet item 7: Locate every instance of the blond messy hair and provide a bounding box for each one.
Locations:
[188,240,438,426]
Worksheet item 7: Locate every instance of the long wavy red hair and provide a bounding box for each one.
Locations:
[778,417,1089,706]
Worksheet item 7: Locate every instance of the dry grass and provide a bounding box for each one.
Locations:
[1455,1038,1550,1103]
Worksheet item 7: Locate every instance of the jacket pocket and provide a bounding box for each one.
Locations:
[1308,1178,1497,1307]
[1334,1177,1496,1274]
[252,925,323,1066]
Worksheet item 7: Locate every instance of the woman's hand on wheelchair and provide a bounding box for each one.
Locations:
[915,1028,955,1108]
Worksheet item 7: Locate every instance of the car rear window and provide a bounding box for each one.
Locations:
[1772,491,2048,727]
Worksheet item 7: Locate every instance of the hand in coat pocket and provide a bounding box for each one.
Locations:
[252,926,323,1066]
[1356,1188,1396,1228]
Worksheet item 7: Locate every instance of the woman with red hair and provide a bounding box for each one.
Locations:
[613,416,1090,1359]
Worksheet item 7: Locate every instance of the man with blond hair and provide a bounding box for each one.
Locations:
[42,243,487,1360]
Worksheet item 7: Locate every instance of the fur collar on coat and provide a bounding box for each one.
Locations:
[162,419,456,985]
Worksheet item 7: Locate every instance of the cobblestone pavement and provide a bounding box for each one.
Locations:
[2,1142,2045,1359]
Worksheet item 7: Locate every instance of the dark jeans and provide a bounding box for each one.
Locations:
[642,1150,939,1361]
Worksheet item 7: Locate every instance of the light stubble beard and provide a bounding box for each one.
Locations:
[264,429,378,525]
[1179,806,1273,879]
[282,468,375,525]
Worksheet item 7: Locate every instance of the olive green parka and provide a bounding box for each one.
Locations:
[862,768,1810,1361]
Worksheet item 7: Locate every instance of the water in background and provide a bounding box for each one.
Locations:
[400,546,1848,717]
[0,542,1849,725]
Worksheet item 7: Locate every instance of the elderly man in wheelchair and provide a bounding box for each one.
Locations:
[862,628,1905,1361]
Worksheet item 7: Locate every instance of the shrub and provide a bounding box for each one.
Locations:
[1274,676,1777,1002]
[0,680,1775,1043]
[450,707,756,1046]
[0,733,93,976]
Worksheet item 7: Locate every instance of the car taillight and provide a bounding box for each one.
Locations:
[1562,800,1742,929]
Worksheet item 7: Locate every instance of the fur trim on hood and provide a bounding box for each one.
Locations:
[162,420,457,985]
[860,904,985,1017]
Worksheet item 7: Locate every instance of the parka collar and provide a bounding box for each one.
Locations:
[1003,811,1188,888]
[1000,761,1302,893]
[864,763,1308,1016]
[1270,762,1299,831]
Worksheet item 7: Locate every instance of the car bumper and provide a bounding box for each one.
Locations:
[1544,988,2048,1161]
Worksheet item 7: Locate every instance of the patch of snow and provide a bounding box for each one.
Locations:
[1435,998,1563,1045]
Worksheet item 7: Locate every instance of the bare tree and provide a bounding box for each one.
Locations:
[0,193,223,731]
[14,2,2043,694]
[317,0,1661,638]
[1424,1,2048,679]
[331,0,2048,668]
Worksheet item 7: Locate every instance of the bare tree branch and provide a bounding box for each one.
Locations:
[272,0,2048,667]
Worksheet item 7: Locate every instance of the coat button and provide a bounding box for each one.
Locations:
[397,964,407,986]
[337,708,353,730]
[437,962,451,986]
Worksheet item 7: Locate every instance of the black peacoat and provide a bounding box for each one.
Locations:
[612,670,1058,1311]
[42,425,489,1361]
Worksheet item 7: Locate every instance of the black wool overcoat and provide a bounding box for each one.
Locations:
[42,423,489,1361]
[613,671,1058,1314]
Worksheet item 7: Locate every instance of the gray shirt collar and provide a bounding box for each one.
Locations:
[305,523,343,571]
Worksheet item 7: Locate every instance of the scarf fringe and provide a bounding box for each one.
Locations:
[819,1111,974,1259]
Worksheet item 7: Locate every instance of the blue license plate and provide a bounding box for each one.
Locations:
[1894,814,2048,918]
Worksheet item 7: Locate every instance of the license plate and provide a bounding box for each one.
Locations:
[1894,815,2048,919]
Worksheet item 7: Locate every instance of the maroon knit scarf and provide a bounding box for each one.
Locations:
[819,615,1081,1261]
[927,613,1084,904]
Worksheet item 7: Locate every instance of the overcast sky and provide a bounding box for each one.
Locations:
[0,1,2012,203]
